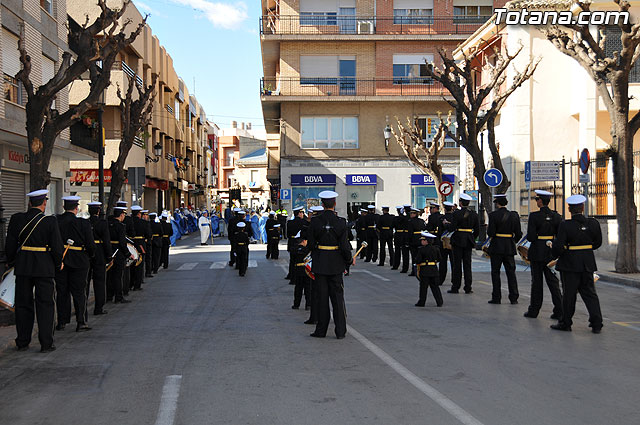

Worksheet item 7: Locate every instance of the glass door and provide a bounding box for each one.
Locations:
[338,8,356,34]
[339,59,356,95]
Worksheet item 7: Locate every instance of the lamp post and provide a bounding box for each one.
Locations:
[477,110,487,244]
[383,124,392,152]
[146,142,163,163]
[97,91,105,212]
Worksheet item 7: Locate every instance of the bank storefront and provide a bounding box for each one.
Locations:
[291,174,336,210]
[345,174,377,221]
[410,174,456,210]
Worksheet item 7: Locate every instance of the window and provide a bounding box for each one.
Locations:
[3,30,22,105]
[300,12,338,26]
[41,0,53,14]
[4,74,22,105]
[417,117,458,148]
[393,9,433,25]
[251,170,259,183]
[393,54,434,84]
[603,26,640,83]
[300,55,355,87]
[453,5,493,23]
[301,117,358,149]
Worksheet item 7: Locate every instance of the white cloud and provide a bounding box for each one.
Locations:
[171,0,248,30]
[136,1,166,18]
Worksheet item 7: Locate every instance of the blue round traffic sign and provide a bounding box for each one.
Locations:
[483,168,503,188]
[580,149,590,174]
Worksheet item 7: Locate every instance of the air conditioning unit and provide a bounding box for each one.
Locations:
[357,21,374,34]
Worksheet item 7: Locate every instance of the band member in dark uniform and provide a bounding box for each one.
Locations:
[116,201,133,294]
[377,206,394,267]
[486,194,522,304]
[286,207,306,277]
[364,205,379,263]
[87,201,112,316]
[550,195,603,333]
[399,204,412,273]
[149,212,163,273]
[355,209,367,260]
[307,191,353,339]
[524,190,563,319]
[227,208,240,267]
[265,211,278,259]
[414,232,443,307]
[142,210,154,278]
[391,206,404,270]
[107,207,131,304]
[407,208,426,276]
[235,222,250,276]
[55,196,96,332]
[130,205,149,291]
[438,202,456,286]
[160,211,173,269]
[291,229,311,310]
[5,190,63,352]
[449,193,479,294]
[267,224,281,260]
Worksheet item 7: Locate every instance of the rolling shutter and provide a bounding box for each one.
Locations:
[41,56,55,86]
[394,0,434,9]
[393,54,434,65]
[0,171,27,218]
[2,30,21,77]
[300,56,338,77]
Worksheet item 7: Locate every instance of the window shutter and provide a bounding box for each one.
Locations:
[300,56,339,77]
[394,0,434,9]
[393,54,434,65]
[41,56,55,86]
[2,31,21,77]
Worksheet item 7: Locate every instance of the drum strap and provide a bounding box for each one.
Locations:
[18,214,46,252]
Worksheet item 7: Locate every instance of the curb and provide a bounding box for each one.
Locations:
[472,249,640,289]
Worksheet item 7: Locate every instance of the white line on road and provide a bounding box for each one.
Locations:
[210,262,227,269]
[154,375,182,425]
[348,326,485,425]
[177,263,198,271]
[351,269,391,282]
[248,260,258,268]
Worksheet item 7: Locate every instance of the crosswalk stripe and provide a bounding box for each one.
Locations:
[177,262,198,271]
[248,260,257,268]
[210,262,226,269]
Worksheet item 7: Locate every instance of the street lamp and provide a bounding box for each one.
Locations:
[383,124,392,152]
[97,90,106,211]
[145,141,163,163]
[477,109,488,245]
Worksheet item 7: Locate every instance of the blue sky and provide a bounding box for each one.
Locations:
[135,0,264,132]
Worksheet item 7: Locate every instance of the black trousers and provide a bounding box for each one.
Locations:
[490,254,519,302]
[409,245,419,274]
[87,258,107,316]
[418,275,443,306]
[106,261,124,302]
[161,240,170,268]
[266,239,279,259]
[400,245,410,272]
[451,246,473,291]
[559,271,603,328]
[55,266,89,326]
[528,261,562,317]
[392,237,403,268]
[152,244,162,272]
[145,244,153,275]
[229,241,236,265]
[293,272,311,307]
[379,234,394,266]
[307,279,318,323]
[123,263,131,295]
[14,276,55,349]
[237,248,249,275]
[439,248,453,286]
[365,232,378,262]
[132,259,144,289]
[357,238,366,259]
[314,273,347,338]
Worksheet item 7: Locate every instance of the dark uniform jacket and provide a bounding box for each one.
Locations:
[364,213,379,235]
[378,213,394,237]
[307,210,352,275]
[5,208,64,277]
[527,207,562,262]
[235,230,250,250]
[393,213,407,243]
[487,208,522,256]
[108,217,129,265]
[227,216,239,242]
[355,215,367,241]
[89,215,112,264]
[415,244,442,278]
[265,218,277,232]
[287,217,307,250]
[292,242,310,278]
[451,207,480,249]
[552,214,602,273]
[123,215,135,237]
[426,212,442,246]
[407,217,427,247]
[132,216,150,253]
[151,220,163,249]
[267,227,280,242]
[161,219,173,246]
[57,212,96,269]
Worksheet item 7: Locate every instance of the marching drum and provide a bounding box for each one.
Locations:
[441,231,454,250]
[126,243,139,268]
[516,236,531,264]
[481,237,491,258]
[303,253,314,280]
[0,268,16,311]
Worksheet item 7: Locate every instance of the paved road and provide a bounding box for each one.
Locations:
[0,234,639,425]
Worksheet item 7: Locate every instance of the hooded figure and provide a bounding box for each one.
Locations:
[198,210,211,245]
[251,211,260,241]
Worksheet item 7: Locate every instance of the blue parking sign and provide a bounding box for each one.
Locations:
[280,189,291,200]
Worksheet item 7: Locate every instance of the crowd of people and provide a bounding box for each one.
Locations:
[4,191,174,352]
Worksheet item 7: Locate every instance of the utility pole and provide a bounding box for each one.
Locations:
[98,105,105,216]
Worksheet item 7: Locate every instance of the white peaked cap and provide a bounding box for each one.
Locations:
[273,224,281,228]
[318,190,338,199]
[131,205,143,211]
[567,194,587,205]
[421,231,437,238]
[535,190,553,197]
[27,189,49,198]
[460,193,473,201]
[443,201,455,207]
[237,222,246,228]
[62,195,81,201]
[294,231,301,238]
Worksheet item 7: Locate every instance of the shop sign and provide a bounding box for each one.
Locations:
[346,174,377,186]
[410,174,455,186]
[291,174,336,186]
[71,169,114,183]
[3,146,30,171]
[144,178,169,191]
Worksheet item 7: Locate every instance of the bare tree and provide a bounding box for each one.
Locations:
[392,112,452,205]
[420,46,539,216]
[106,74,158,215]
[541,0,637,272]
[15,0,145,190]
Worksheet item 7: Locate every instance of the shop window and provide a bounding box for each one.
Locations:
[292,186,335,211]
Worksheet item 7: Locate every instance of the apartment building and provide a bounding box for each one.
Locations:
[260,0,500,218]
[0,0,96,218]
[67,0,212,212]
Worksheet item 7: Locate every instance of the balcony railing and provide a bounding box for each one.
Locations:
[165,104,174,114]
[113,61,144,87]
[261,77,449,97]
[260,15,491,36]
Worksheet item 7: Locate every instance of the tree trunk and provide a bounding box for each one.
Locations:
[106,137,134,216]
[26,103,52,190]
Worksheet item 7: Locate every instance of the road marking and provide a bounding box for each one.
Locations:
[154,375,182,425]
[347,326,484,425]
[612,322,640,332]
[352,269,391,282]
[210,262,227,269]
[248,260,258,268]
[177,263,198,271]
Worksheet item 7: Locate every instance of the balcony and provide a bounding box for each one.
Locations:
[260,15,490,37]
[113,61,143,88]
[260,77,449,99]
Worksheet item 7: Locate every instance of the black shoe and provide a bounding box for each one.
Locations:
[464,290,473,294]
[304,319,317,325]
[344,272,350,276]
[16,345,29,352]
[510,300,518,305]
[336,335,345,340]
[76,324,92,332]
[310,333,325,338]
[284,275,291,280]
[94,310,108,315]
[550,313,561,320]
[115,298,131,304]
[391,267,398,270]
[40,345,56,353]
[408,272,416,277]
[550,323,571,331]
[592,327,603,334]
[524,311,537,318]
[377,263,384,267]
[400,270,408,273]
[415,302,425,307]
[239,273,245,277]
[436,304,443,307]
[55,324,66,331]
[447,289,459,294]
[291,305,299,310]
[488,299,501,304]
[145,274,153,278]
